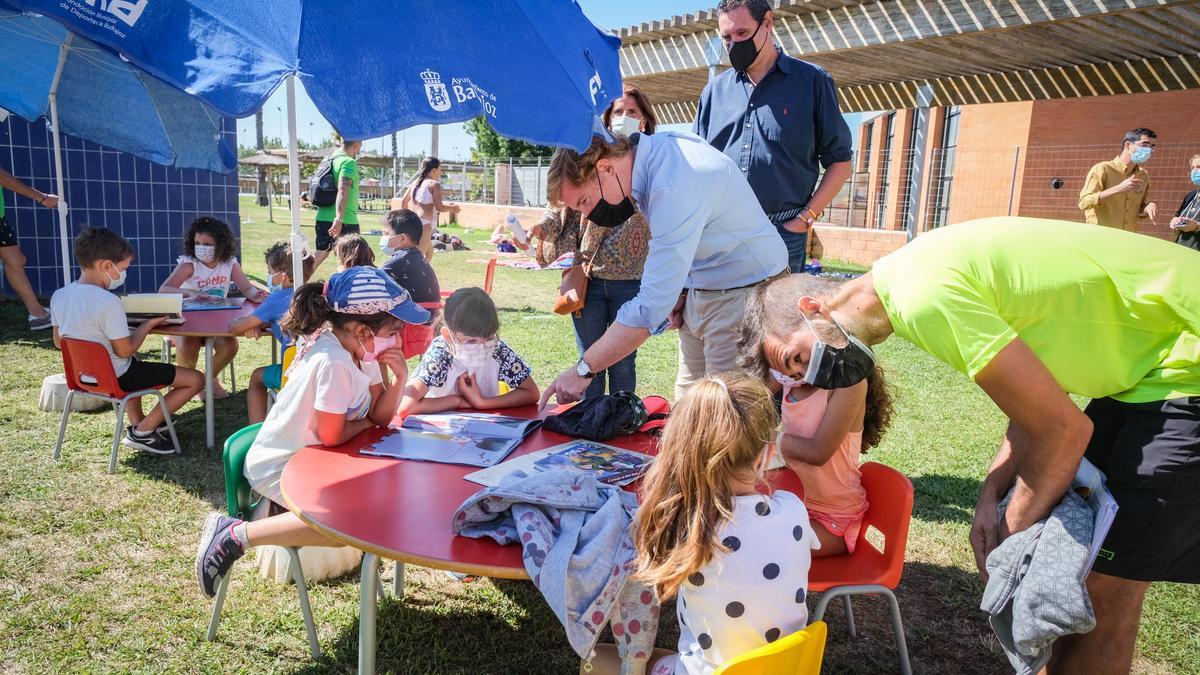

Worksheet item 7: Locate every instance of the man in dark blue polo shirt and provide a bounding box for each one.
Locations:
[694,0,853,273]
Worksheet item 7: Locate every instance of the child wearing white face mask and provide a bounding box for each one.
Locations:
[398,287,539,417]
[160,216,268,399]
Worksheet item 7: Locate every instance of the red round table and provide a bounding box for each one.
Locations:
[153,302,259,449]
[278,404,806,672]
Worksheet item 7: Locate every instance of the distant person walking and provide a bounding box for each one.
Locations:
[0,166,58,330]
[694,0,853,273]
[401,157,461,261]
[1078,127,1159,231]
[313,137,363,269]
[1169,153,1200,251]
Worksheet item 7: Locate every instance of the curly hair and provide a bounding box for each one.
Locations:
[546,135,632,207]
[183,216,237,263]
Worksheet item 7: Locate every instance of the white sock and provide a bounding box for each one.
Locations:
[232,522,250,549]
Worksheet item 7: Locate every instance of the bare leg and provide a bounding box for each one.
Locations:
[135,367,203,433]
[175,336,201,370]
[1050,571,1149,674]
[582,644,676,675]
[247,366,269,424]
[0,246,47,317]
[125,396,146,427]
[311,248,331,269]
[420,222,434,261]
[245,511,344,548]
[810,518,849,558]
[208,336,239,396]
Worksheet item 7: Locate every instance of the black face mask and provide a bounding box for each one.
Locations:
[587,171,635,228]
[727,20,765,72]
[800,314,876,389]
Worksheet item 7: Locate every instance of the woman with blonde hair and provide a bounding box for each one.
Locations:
[585,373,819,675]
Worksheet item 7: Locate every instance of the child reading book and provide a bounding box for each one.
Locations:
[228,242,315,423]
[398,287,538,416]
[159,216,266,399]
[588,374,819,675]
[50,227,204,455]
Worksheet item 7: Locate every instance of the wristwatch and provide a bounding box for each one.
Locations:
[576,359,597,379]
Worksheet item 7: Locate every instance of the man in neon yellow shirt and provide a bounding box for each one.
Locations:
[313,137,362,269]
[741,217,1199,673]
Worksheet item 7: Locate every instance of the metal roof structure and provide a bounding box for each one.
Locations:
[618,0,1200,124]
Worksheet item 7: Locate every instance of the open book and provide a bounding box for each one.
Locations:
[121,293,184,324]
[361,413,542,467]
[465,440,654,487]
[1072,457,1119,580]
[182,295,247,311]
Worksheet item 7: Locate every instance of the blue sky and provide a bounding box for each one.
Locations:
[235,1,867,160]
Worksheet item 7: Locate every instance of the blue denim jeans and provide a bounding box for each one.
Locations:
[572,278,641,399]
[777,224,808,273]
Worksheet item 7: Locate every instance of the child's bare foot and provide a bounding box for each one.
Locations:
[193,383,231,402]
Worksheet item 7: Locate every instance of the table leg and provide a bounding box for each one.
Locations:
[205,337,215,450]
[359,553,379,674]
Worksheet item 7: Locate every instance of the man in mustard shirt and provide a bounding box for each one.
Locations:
[741,217,1198,673]
[1078,128,1159,231]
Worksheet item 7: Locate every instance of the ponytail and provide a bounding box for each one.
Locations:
[281,282,330,339]
[408,157,441,200]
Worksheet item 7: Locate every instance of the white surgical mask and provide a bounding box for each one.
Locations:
[359,330,398,363]
[194,244,216,263]
[380,234,396,256]
[609,114,641,138]
[106,265,126,290]
[452,341,492,371]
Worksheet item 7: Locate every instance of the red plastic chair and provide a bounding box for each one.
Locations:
[440,255,498,298]
[808,462,914,675]
[52,338,182,473]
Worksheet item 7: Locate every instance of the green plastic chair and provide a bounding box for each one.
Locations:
[206,423,320,658]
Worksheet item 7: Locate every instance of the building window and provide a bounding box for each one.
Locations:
[873,113,895,230]
[896,111,922,229]
[928,106,960,229]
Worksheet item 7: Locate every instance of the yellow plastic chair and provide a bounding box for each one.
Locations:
[265,345,297,411]
[714,621,827,675]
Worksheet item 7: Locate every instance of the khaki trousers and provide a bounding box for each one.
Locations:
[675,286,755,401]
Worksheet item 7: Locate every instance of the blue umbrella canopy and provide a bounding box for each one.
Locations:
[0,7,235,172]
[7,0,624,151]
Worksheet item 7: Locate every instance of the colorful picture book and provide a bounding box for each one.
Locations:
[361,413,542,468]
[464,441,654,487]
[182,295,247,311]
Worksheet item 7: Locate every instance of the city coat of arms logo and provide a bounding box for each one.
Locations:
[422,70,452,112]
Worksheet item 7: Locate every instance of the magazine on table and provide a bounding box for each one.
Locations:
[361,413,542,468]
[1072,457,1119,580]
[182,295,247,311]
[464,440,654,487]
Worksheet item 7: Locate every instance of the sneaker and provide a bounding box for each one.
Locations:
[28,310,52,331]
[121,426,176,455]
[195,512,246,599]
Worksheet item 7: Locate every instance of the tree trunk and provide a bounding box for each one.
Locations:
[255,111,268,207]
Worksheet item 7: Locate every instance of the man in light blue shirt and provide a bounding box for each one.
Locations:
[540,131,787,405]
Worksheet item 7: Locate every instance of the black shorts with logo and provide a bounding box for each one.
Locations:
[1083,396,1200,583]
[315,220,360,252]
[0,215,18,248]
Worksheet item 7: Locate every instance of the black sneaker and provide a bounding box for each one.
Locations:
[28,312,52,331]
[195,512,246,599]
[121,426,176,455]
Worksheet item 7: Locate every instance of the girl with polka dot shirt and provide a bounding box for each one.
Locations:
[587,374,819,675]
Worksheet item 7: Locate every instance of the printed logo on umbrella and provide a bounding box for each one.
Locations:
[422,70,452,113]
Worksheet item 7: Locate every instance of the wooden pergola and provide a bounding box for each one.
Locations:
[618,0,1200,123]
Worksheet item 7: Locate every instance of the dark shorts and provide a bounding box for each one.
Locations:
[1083,396,1200,583]
[0,215,18,248]
[315,220,360,251]
[117,357,177,393]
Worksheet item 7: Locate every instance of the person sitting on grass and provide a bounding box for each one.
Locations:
[397,287,539,416]
[195,266,429,598]
[333,233,375,272]
[588,373,819,674]
[159,216,267,399]
[50,227,204,455]
[379,208,441,304]
[228,241,315,424]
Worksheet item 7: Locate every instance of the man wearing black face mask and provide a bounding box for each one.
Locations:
[694,0,853,274]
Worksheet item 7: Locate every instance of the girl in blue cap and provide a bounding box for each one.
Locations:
[193,266,429,599]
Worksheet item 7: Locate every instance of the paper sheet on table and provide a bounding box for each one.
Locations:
[1072,457,1118,580]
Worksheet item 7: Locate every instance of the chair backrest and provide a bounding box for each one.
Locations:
[279,345,297,389]
[855,462,915,589]
[483,256,497,294]
[60,337,125,398]
[714,621,827,675]
[223,423,263,518]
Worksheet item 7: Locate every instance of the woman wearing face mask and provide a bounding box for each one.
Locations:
[194,266,428,600]
[540,127,789,408]
[400,156,462,262]
[160,216,268,399]
[528,86,656,400]
[1169,153,1200,251]
[398,287,539,416]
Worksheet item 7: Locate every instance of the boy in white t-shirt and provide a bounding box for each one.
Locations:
[194,266,430,599]
[50,228,204,455]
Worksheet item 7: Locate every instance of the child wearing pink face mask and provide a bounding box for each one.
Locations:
[398,287,539,417]
[160,217,267,398]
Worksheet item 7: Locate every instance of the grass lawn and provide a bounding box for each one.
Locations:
[0,196,1196,673]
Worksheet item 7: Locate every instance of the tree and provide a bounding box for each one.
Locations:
[255,111,268,206]
[465,116,553,159]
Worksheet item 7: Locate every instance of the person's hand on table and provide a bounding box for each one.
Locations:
[667,293,686,331]
[970,489,1003,582]
[538,369,589,411]
[377,348,409,382]
[457,372,485,408]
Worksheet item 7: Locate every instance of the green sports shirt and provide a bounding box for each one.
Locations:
[315,151,360,225]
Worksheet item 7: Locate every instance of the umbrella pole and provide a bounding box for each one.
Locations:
[285,76,304,284]
[49,35,74,288]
